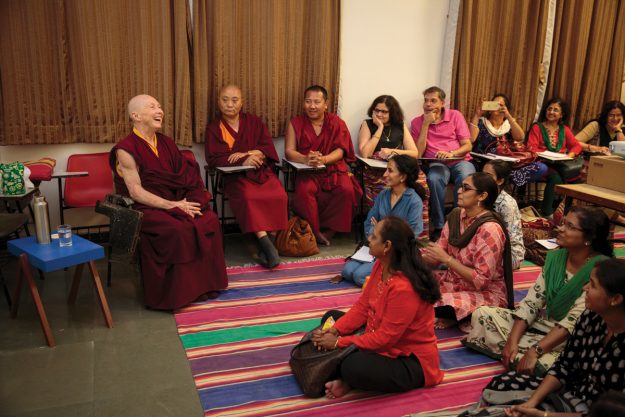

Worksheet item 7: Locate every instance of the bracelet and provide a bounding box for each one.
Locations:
[470,122,479,128]
[333,337,340,349]
[373,135,381,140]
[445,255,453,265]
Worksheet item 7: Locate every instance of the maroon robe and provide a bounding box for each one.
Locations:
[205,113,288,233]
[290,112,362,234]
[111,132,228,310]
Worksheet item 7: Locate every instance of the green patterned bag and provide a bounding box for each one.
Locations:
[0,161,26,195]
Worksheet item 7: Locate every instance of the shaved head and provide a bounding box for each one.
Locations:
[219,85,242,98]
[218,85,243,119]
[127,94,155,119]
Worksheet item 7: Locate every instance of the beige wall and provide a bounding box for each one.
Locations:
[1,1,451,224]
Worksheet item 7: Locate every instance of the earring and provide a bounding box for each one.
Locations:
[585,241,591,246]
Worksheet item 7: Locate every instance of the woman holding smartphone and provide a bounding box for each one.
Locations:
[470,94,547,187]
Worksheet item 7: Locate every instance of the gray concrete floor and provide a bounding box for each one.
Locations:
[0,232,355,417]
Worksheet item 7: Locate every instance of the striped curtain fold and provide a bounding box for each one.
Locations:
[0,0,192,145]
[451,0,550,132]
[191,0,341,141]
[543,0,625,130]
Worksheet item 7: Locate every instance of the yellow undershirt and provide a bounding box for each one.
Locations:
[133,127,159,157]
[219,122,236,150]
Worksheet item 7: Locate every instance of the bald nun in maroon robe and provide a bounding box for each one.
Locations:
[205,85,287,267]
[285,85,362,246]
[111,94,227,310]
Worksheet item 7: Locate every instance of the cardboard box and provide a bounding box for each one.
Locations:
[587,156,625,194]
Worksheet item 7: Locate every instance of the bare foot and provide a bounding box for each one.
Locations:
[434,318,457,329]
[315,232,331,246]
[325,379,351,399]
[329,275,343,284]
[458,320,472,333]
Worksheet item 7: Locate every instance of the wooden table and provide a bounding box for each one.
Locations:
[9,235,112,347]
[555,183,625,213]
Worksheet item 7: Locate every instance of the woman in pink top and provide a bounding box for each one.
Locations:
[312,217,443,399]
[527,97,583,216]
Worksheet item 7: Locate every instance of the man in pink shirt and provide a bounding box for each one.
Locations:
[411,86,474,241]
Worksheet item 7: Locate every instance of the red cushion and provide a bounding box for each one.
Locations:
[64,153,114,208]
[23,157,56,181]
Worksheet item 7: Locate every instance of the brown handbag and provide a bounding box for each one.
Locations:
[275,216,320,257]
[289,326,361,397]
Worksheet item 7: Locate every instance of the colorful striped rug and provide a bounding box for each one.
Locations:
[175,244,625,417]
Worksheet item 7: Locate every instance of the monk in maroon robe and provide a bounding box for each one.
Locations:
[205,85,287,267]
[285,85,362,245]
[111,94,227,310]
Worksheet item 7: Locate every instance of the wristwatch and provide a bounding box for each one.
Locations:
[531,342,545,356]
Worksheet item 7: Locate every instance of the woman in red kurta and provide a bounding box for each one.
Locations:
[285,85,362,246]
[527,97,583,216]
[312,217,443,399]
[205,85,288,268]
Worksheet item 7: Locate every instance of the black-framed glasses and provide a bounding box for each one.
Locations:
[561,221,583,231]
[373,108,389,114]
[460,183,478,192]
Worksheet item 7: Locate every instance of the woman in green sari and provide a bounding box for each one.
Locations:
[463,206,613,376]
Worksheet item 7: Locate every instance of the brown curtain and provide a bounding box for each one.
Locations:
[451,0,550,132]
[192,0,341,141]
[544,0,625,130]
[0,0,192,146]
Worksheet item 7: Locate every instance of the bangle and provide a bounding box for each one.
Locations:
[373,135,381,140]
[470,122,478,128]
[445,255,453,265]
[333,337,340,349]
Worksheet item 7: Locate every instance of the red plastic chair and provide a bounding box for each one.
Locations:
[59,152,114,230]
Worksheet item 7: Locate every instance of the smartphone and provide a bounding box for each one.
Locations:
[482,101,501,111]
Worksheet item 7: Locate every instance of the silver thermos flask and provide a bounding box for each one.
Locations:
[32,194,51,244]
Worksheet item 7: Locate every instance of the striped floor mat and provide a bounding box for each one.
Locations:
[175,245,624,417]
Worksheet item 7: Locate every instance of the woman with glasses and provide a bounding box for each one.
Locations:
[576,100,625,153]
[422,172,512,330]
[527,97,583,216]
[357,96,430,237]
[464,206,612,376]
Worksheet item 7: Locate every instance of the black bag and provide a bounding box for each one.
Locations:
[289,326,359,397]
[554,156,584,181]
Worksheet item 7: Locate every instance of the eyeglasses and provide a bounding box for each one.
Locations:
[460,183,478,192]
[373,108,389,114]
[546,106,562,113]
[561,221,583,231]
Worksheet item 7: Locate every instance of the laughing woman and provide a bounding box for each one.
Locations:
[464,207,612,376]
